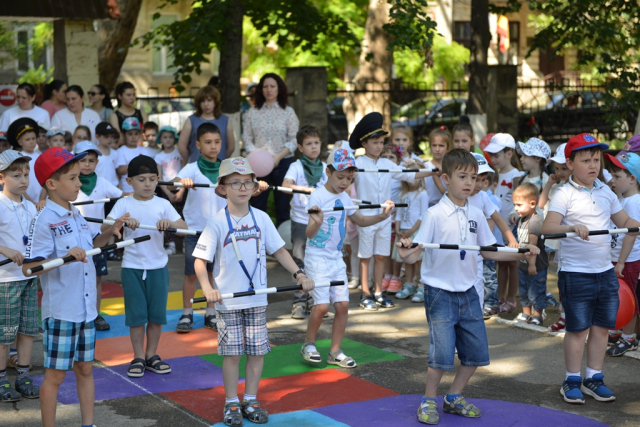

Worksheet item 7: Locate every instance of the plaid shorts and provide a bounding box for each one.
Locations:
[43,318,96,370]
[0,279,38,345]
[216,306,270,356]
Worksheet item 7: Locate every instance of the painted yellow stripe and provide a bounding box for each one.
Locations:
[100,289,205,316]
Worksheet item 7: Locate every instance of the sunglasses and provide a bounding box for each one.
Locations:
[87,91,100,96]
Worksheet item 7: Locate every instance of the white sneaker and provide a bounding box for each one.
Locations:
[348,278,360,289]
[165,246,176,255]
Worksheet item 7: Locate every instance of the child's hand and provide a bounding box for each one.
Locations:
[307,187,317,193]
[36,200,46,211]
[175,188,185,201]
[156,219,172,231]
[297,275,315,292]
[549,174,559,184]
[506,238,519,249]
[572,224,590,240]
[508,212,519,225]
[615,262,625,278]
[308,205,323,224]
[252,180,269,196]
[528,265,537,276]
[396,237,423,256]
[66,247,88,263]
[523,244,540,257]
[382,200,395,217]
[123,217,140,231]
[111,213,130,238]
[180,178,195,190]
[0,248,24,266]
[203,288,221,304]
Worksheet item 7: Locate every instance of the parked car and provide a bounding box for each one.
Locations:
[327,96,349,143]
[392,97,467,143]
[138,96,195,131]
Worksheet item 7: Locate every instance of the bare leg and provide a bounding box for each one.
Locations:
[74,361,95,426]
[144,323,163,359]
[222,355,241,399]
[16,333,33,366]
[244,355,264,396]
[405,263,415,285]
[623,315,638,336]
[506,261,519,304]
[40,368,66,427]
[360,257,372,296]
[306,304,329,343]
[497,261,509,302]
[448,365,476,395]
[424,367,445,399]
[0,344,6,371]
[586,325,608,371]
[129,325,146,362]
[564,329,590,373]
[329,302,349,353]
[373,255,386,294]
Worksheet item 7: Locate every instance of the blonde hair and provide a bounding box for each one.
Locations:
[400,176,425,199]
[390,125,414,155]
[428,127,451,150]
[513,182,539,203]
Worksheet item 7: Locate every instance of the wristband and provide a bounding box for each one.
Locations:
[293,269,305,280]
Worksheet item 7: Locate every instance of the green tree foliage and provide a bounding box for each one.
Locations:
[0,22,53,72]
[383,0,437,60]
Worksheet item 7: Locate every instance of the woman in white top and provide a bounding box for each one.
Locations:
[51,85,100,143]
[0,83,50,132]
[87,84,114,122]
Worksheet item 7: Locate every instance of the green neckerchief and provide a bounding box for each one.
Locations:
[79,172,97,196]
[300,154,323,187]
[197,155,220,184]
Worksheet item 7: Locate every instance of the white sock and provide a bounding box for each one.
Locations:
[304,343,318,354]
[374,292,383,298]
[622,333,635,341]
[225,396,239,408]
[182,308,193,315]
[384,274,392,280]
[585,367,601,379]
[609,329,621,336]
[244,394,257,411]
[330,350,346,362]
[560,312,565,318]
[565,370,580,379]
[168,242,175,247]
[546,292,552,296]
[206,307,216,316]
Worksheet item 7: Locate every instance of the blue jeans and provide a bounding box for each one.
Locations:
[483,260,498,308]
[518,268,548,311]
[558,269,619,333]
[424,284,490,370]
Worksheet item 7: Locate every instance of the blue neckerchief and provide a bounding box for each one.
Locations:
[225,206,260,291]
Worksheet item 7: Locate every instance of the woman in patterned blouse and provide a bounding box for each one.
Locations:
[242,73,300,226]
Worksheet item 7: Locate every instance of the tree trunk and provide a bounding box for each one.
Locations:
[218,0,244,115]
[345,0,392,133]
[96,0,143,93]
[467,0,490,115]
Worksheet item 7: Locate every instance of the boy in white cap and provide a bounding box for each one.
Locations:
[193,157,315,426]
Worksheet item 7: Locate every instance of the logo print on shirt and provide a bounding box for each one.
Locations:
[468,220,478,234]
[50,221,73,236]
[223,225,260,247]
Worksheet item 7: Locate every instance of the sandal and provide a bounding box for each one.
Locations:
[223,402,244,426]
[417,399,439,425]
[548,317,566,332]
[327,350,357,368]
[127,358,146,378]
[499,301,517,313]
[241,399,269,424]
[176,314,193,333]
[300,342,322,363]
[0,379,21,402]
[15,376,40,399]
[204,314,217,331]
[146,355,171,374]
[8,354,32,370]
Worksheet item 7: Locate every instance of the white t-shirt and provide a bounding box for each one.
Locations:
[21,151,42,203]
[468,190,497,219]
[284,160,328,224]
[0,193,38,282]
[51,108,101,143]
[192,207,285,311]
[399,189,429,229]
[495,168,524,220]
[611,194,640,262]
[543,181,565,250]
[416,195,496,292]
[116,145,147,192]
[548,177,622,273]
[305,187,356,258]
[108,196,182,270]
[423,160,446,207]
[176,163,227,231]
[155,148,183,182]
[75,177,123,233]
[0,105,50,132]
[95,148,120,187]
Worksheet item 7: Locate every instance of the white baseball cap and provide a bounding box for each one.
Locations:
[483,133,516,153]
[517,137,551,160]
[549,143,567,164]
[473,152,494,174]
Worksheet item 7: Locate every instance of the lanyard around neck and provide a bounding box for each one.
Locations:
[225,206,260,290]
[10,198,29,246]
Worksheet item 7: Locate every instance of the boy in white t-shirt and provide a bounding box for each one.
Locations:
[302,149,394,367]
[74,141,123,332]
[116,117,146,193]
[104,155,186,379]
[397,149,538,424]
[283,125,328,319]
[94,122,120,188]
[193,157,314,426]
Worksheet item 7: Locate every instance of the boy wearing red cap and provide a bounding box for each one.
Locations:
[22,147,128,427]
[542,134,640,405]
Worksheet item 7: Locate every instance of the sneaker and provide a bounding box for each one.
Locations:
[581,373,616,402]
[560,376,585,404]
[165,246,176,256]
[411,288,424,303]
[291,305,306,319]
[608,332,622,346]
[416,399,439,425]
[514,313,531,323]
[529,315,544,326]
[442,395,481,418]
[375,294,395,308]
[546,293,559,307]
[241,399,269,423]
[381,276,390,292]
[548,317,566,333]
[387,278,403,293]
[606,337,639,357]
[95,315,110,331]
[396,283,417,299]
[482,306,499,319]
[223,402,243,426]
[359,295,378,311]
[347,277,360,289]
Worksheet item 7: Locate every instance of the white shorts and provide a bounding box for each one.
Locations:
[304,254,349,306]
[357,217,392,258]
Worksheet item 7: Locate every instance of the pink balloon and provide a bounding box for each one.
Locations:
[247,149,274,177]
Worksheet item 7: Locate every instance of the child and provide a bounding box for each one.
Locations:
[382,144,404,292]
[451,116,474,152]
[155,126,184,203]
[350,112,433,311]
[143,121,161,156]
[282,124,328,319]
[192,157,315,426]
[542,133,640,404]
[517,137,550,194]
[396,148,538,424]
[390,125,424,166]
[94,122,121,188]
[36,123,49,155]
[46,127,65,148]
[74,141,124,331]
[7,118,44,208]
[104,155,186,378]
[116,117,146,193]
[63,131,74,153]
[0,132,10,153]
[23,147,127,427]
[605,152,640,356]
[512,183,549,326]
[0,150,39,402]
[302,149,394,367]
[73,125,91,145]
[424,127,450,207]
[483,133,524,313]
[393,179,428,301]
[174,123,228,333]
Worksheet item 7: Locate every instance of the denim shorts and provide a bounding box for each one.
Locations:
[558,269,619,333]
[518,268,548,311]
[424,284,490,370]
[93,252,108,277]
[185,234,213,275]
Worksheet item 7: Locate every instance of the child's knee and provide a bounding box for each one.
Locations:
[45,368,68,385]
[333,301,349,315]
[314,304,330,316]
[224,355,242,364]
[373,255,386,262]
[183,275,197,286]
[73,362,93,378]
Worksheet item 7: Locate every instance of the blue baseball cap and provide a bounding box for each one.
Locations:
[330,148,356,171]
[46,127,65,138]
[74,140,102,157]
[158,125,178,140]
[122,117,142,131]
[605,152,640,182]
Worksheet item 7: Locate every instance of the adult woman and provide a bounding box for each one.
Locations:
[51,85,100,143]
[109,81,147,144]
[177,85,235,165]
[40,79,67,119]
[87,84,114,122]
[0,83,50,131]
[242,73,299,226]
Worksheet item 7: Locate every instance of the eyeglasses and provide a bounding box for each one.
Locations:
[225,181,257,190]
[87,91,99,96]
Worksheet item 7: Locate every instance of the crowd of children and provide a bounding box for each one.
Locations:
[0,89,639,427]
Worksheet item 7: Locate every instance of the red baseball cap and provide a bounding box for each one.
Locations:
[35,147,87,186]
[564,133,609,159]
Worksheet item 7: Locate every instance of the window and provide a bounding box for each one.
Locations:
[15,25,51,73]
[507,21,520,64]
[453,22,471,49]
[16,31,29,72]
[151,14,178,74]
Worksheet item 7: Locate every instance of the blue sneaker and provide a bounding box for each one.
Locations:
[581,374,616,402]
[560,376,585,404]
